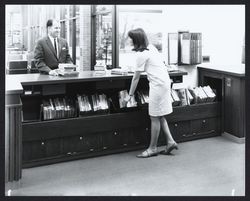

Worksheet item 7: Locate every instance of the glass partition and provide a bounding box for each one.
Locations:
[92,5,114,69]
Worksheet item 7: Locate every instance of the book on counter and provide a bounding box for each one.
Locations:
[57,63,79,77]
[111,68,128,75]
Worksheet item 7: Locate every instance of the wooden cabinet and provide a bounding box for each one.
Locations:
[198,67,245,139]
[18,72,222,168]
[22,101,221,168]
[224,76,245,138]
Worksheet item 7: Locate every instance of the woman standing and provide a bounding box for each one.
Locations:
[124,28,178,158]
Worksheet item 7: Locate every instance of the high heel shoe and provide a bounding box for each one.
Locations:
[136,149,158,158]
[160,143,178,155]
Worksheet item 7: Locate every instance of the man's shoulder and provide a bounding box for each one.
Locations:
[37,36,49,43]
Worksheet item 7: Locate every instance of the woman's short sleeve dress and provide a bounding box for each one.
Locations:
[134,44,173,117]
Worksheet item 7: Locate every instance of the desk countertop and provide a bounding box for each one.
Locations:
[6,70,187,95]
[197,63,245,77]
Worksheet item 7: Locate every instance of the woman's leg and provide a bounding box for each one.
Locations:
[148,116,161,152]
[160,116,176,146]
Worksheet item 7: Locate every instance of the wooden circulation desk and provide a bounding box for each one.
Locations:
[6,70,222,182]
[198,65,245,142]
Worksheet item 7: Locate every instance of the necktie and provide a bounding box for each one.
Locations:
[54,38,57,57]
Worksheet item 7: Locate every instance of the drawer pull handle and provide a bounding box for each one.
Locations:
[202,120,206,123]
[114,132,117,135]
[90,149,94,152]
[175,124,178,127]
[145,128,149,131]
[67,152,72,155]
[41,142,45,145]
[136,141,140,144]
[183,133,194,137]
[79,137,83,140]
[123,143,127,146]
[103,147,107,150]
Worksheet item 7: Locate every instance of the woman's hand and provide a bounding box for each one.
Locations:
[124,95,132,103]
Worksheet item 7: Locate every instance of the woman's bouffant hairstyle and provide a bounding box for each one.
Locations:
[128,28,149,52]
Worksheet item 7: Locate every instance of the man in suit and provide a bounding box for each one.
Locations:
[34,19,72,75]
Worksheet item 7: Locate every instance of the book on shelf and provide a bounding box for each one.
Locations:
[202,86,216,102]
[181,32,191,65]
[91,94,109,112]
[180,33,202,65]
[77,93,109,114]
[137,90,149,105]
[77,94,92,113]
[171,89,181,106]
[42,97,76,120]
[168,33,178,64]
[169,85,216,106]
[186,88,194,105]
[118,90,137,108]
[177,88,188,106]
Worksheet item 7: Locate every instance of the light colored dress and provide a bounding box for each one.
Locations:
[135,44,173,117]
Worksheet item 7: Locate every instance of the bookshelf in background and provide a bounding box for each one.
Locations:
[168,31,202,65]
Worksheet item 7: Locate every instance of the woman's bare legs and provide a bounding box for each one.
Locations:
[147,116,161,152]
[160,116,176,147]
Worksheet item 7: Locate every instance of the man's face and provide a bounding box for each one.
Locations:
[49,20,60,38]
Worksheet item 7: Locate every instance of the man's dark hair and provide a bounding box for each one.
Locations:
[128,28,149,52]
[46,19,53,29]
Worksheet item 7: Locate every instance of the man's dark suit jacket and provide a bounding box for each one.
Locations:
[34,36,72,74]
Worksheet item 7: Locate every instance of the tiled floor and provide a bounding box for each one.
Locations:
[6,136,245,196]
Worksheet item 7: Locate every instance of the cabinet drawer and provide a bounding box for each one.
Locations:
[171,121,191,140]
[62,133,101,155]
[191,118,218,136]
[23,138,62,161]
[129,127,149,146]
[101,127,150,150]
[22,111,149,141]
[101,131,124,150]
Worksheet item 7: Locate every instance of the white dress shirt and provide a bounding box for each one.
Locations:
[48,35,59,58]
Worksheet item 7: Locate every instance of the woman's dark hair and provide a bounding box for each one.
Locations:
[128,28,149,52]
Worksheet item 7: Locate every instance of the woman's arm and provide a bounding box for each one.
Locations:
[129,71,141,96]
